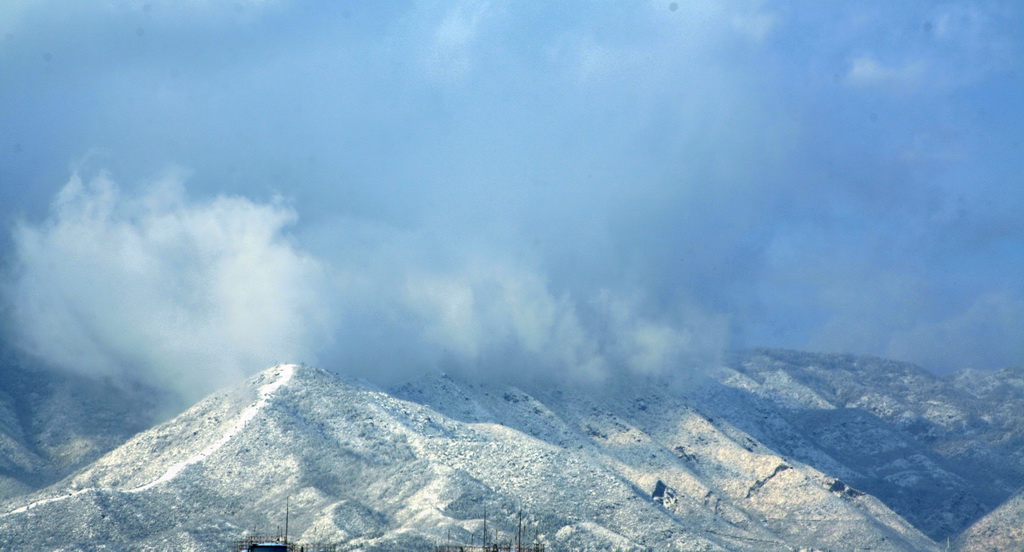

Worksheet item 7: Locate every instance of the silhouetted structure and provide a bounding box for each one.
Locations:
[234,535,338,552]
[434,546,544,552]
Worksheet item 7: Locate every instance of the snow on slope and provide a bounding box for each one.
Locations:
[0,363,942,551]
[707,349,1024,540]
[0,354,160,502]
[2,364,296,515]
[396,372,938,551]
[129,364,296,493]
[955,488,1024,551]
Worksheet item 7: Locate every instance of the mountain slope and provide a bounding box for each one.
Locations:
[703,349,1024,540]
[0,364,940,551]
[955,488,1024,552]
[0,350,161,502]
[394,372,937,551]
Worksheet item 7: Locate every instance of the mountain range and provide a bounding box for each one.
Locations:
[1,349,1023,551]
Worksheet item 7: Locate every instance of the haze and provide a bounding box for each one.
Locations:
[1,1,1022,402]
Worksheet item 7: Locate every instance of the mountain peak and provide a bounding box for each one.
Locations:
[8,352,1024,550]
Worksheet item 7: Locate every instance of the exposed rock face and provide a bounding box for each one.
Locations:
[0,364,939,551]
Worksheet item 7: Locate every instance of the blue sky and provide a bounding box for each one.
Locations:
[1,1,1022,400]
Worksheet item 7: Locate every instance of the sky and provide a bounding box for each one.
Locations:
[1,0,1022,403]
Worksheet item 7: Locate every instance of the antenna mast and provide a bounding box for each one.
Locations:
[517,508,522,551]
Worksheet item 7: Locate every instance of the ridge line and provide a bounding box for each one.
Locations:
[0,364,297,516]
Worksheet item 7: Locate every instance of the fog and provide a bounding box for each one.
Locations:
[1,1,1022,402]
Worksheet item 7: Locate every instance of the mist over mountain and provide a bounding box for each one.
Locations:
[1,1,1023,404]
[0,346,162,502]
[1,3,1022,550]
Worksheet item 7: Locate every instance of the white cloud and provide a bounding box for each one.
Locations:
[400,264,726,383]
[7,172,332,403]
[845,55,928,90]
[425,1,492,81]
[5,0,1019,389]
[402,264,607,382]
[594,291,728,377]
[4,168,729,400]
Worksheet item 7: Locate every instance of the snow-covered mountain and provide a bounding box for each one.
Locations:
[0,350,161,502]
[955,487,1024,552]
[701,350,1024,541]
[1,350,1022,551]
[0,362,939,551]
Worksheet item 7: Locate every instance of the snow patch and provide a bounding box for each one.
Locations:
[1,488,95,516]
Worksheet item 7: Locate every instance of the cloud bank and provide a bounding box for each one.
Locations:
[7,171,725,401]
[6,172,331,400]
[1,1,1023,400]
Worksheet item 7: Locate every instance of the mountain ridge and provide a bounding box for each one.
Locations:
[0,349,161,502]
[1,350,1022,550]
[0,361,938,551]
